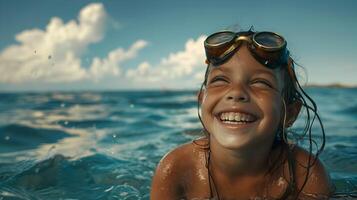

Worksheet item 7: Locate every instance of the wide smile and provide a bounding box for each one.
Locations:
[215,111,258,128]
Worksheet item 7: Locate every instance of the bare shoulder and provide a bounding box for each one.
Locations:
[150,140,205,200]
[292,146,334,197]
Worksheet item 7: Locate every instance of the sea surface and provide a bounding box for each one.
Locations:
[0,88,356,200]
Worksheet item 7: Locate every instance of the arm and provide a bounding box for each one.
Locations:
[294,147,335,198]
[150,148,185,200]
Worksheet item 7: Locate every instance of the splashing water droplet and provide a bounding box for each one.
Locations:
[104,186,114,192]
[120,192,128,196]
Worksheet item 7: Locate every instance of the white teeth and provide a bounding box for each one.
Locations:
[229,113,235,121]
[219,112,255,123]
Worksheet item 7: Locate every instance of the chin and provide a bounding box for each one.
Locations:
[208,117,252,148]
[211,131,252,150]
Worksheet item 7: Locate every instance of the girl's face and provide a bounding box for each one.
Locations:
[201,44,285,150]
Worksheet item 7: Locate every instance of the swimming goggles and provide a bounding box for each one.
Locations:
[204,30,289,68]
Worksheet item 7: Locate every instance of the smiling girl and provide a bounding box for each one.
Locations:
[151,29,334,200]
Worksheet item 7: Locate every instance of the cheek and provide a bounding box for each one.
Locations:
[200,92,220,127]
[200,93,211,120]
[255,95,283,138]
[272,101,283,121]
[258,93,283,122]
[200,89,218,112]
[270,101,284,131]
[201,95,213,120]
[201,91,208,103]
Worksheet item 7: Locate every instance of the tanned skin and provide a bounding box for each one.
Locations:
[151,45,333,200]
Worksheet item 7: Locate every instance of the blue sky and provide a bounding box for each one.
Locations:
[0,0,356,91]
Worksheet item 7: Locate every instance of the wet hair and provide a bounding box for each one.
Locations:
[195,46,326,199]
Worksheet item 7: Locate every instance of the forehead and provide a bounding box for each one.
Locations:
[209,63,279,78]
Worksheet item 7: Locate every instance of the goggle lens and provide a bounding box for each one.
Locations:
[204,31,288,67]
[253,32,286,50]
[205,32,235,46]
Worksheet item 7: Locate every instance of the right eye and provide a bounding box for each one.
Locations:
[208,76,229,86]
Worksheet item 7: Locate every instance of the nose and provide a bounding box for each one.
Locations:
[225,84,250,103]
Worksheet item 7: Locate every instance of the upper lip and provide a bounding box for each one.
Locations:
[214,108,259,120]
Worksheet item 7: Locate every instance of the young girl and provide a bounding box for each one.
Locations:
[151,29,334,200]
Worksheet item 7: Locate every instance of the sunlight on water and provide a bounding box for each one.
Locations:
[0,89,356,199]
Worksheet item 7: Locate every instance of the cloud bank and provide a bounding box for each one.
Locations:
[0,3,148,84]
[126,36,206,83]
[0,3,207,89]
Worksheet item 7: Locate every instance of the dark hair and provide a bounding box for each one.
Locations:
[195,50,326,199]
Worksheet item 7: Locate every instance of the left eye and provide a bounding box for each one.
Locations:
[251,79,272,88]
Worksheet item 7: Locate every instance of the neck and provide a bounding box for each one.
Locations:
[208,136,275,178]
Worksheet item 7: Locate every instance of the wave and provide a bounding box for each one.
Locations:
[56,119,125,129]
[134,100,197,109]
[0,124,73,153]
[339,105,357,117]
[0,153,151,199]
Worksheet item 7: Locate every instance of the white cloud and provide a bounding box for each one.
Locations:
[0,2,207,90]
[126,35,207,85]
[0,3,147,84]
[89,40,148,80]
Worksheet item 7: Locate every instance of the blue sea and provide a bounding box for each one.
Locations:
[0,88,356,199]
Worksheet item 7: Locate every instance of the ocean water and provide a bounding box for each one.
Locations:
[0,88,356,200]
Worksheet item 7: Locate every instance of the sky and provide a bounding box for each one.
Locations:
[0,0,356,91]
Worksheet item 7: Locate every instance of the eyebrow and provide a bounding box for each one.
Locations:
[253,69,278,80]
[210,67,278,80]
[209,67,227,75]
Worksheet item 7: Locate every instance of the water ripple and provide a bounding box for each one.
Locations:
[0,89,356,199]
